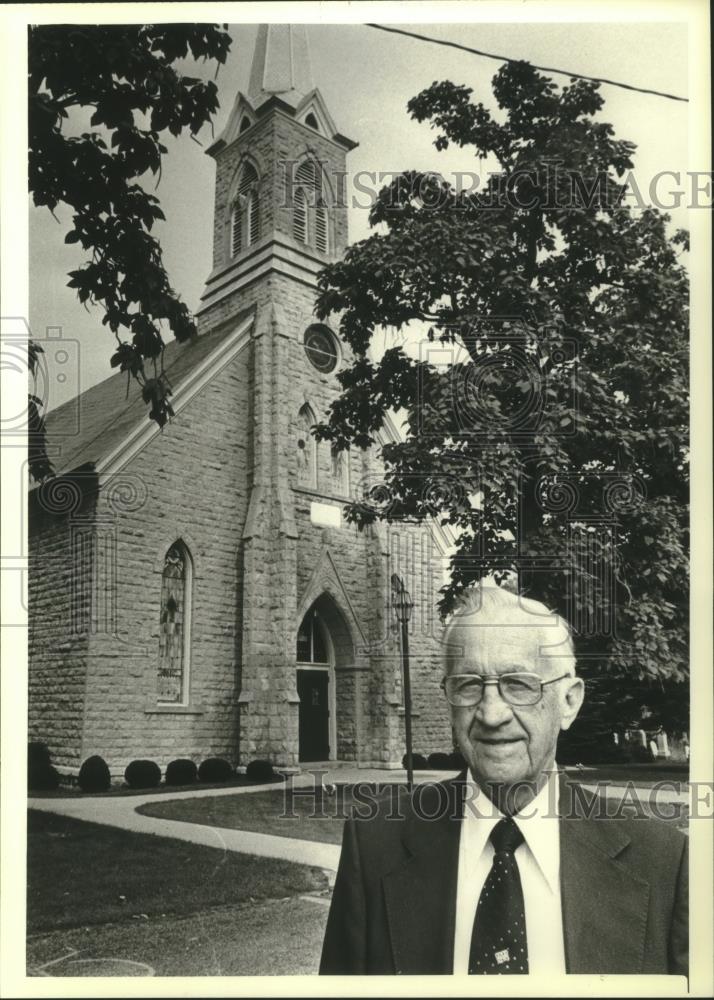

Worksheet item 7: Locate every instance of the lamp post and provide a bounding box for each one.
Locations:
[391,574,414,792]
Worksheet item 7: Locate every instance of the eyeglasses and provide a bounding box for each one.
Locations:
[440,672,572,707]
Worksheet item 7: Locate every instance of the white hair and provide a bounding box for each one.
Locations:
[443,584,576,676]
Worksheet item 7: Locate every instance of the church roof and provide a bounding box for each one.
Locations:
[42,308,254,481]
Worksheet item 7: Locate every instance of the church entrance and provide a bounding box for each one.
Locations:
[296,603,337,762]
[297,670,330,761]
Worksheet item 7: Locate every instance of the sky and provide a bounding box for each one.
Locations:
[27,14,691,412]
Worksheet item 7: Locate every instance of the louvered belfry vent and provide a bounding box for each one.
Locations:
[316,200,329,253]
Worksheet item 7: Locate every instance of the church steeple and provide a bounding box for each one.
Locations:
[247,24,314,110]
[206,24,356,157]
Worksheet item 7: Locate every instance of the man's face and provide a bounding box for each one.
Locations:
[447,619,584,796]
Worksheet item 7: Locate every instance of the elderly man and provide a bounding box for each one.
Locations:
[319,586,688,976]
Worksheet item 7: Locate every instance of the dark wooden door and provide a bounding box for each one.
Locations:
[298,670,330,762]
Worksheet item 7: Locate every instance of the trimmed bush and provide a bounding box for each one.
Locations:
[198,757,234,783]
[246,759,275,783]
[28,761,60,791]
[402,752,428,771]
[27,741,60,791]
[28,741,51,769]
[124,759,161,789]
[165,758,198,786]
[427,752,452,770]
[78,755,111,793]
[447,750,467,770]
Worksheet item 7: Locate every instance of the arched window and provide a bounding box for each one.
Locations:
[296,402,317,488]
[315,199,329,254]
[292,159,331,252]
[331,445,349,497]
[239,115,252,134]
[157,541,192,704]
[305,112,320,132]
[293,187,308,244]
[296,608,329,663]
[230,162,259,257]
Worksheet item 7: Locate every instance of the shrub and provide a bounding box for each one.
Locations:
[165,758,198,786]
[245,759,275,782]
[427,752,452,770]
[447,750,467,770]
[78,755,111,793]
[28,761,60,791]
[629,742,653,763]
[402,752,428,770]
[124,759,161,789]
[198,757,234,783]
[28,741,51,769]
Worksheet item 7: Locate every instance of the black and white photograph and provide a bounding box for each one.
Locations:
[1,1,711,994]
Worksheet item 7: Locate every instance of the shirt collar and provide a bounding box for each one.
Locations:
[462,769,561,895]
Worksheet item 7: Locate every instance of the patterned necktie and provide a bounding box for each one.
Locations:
[468,817,529,974]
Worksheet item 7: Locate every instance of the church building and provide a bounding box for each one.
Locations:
[28,25,453,776]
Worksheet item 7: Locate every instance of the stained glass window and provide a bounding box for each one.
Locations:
[158,542,191,703]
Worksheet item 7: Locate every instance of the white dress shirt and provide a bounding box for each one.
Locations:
[453,770,566,974]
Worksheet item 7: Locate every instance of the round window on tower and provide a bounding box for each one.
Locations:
[304,325,338,374]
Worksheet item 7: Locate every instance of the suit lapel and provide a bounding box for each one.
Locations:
[559,779,650,973]
[381,774,465,974]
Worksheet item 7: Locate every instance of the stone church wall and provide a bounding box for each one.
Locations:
[78,348,253,772]
[28,488,96,768]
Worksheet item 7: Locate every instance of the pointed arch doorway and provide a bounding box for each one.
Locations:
[296,593,355,762]
[296,606,334,761]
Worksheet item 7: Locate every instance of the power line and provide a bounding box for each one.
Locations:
[365,23,688,104]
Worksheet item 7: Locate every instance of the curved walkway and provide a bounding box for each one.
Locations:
[28,766,688,876]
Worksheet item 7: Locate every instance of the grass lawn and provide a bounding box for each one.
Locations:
[138,782,375,845]
[27,810,328,934]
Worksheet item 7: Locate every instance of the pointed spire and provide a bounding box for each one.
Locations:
[206,22,357,158]
[248,24,314,110]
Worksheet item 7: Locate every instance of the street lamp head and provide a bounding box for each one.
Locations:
[391,574,414,623]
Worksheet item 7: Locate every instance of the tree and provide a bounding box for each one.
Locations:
[313,61,689,728]
[28,23,232,481]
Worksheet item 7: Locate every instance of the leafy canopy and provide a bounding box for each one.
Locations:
[314,61,688,706]
[28,23,232,479]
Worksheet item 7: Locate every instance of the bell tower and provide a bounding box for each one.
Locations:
[198,23,356,314]
[195,26,384,768]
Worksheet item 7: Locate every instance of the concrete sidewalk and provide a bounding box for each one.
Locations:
[28,766,425,874]
[28,766,688,875]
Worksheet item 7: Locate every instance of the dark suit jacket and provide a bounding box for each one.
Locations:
[319,772,688,975]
